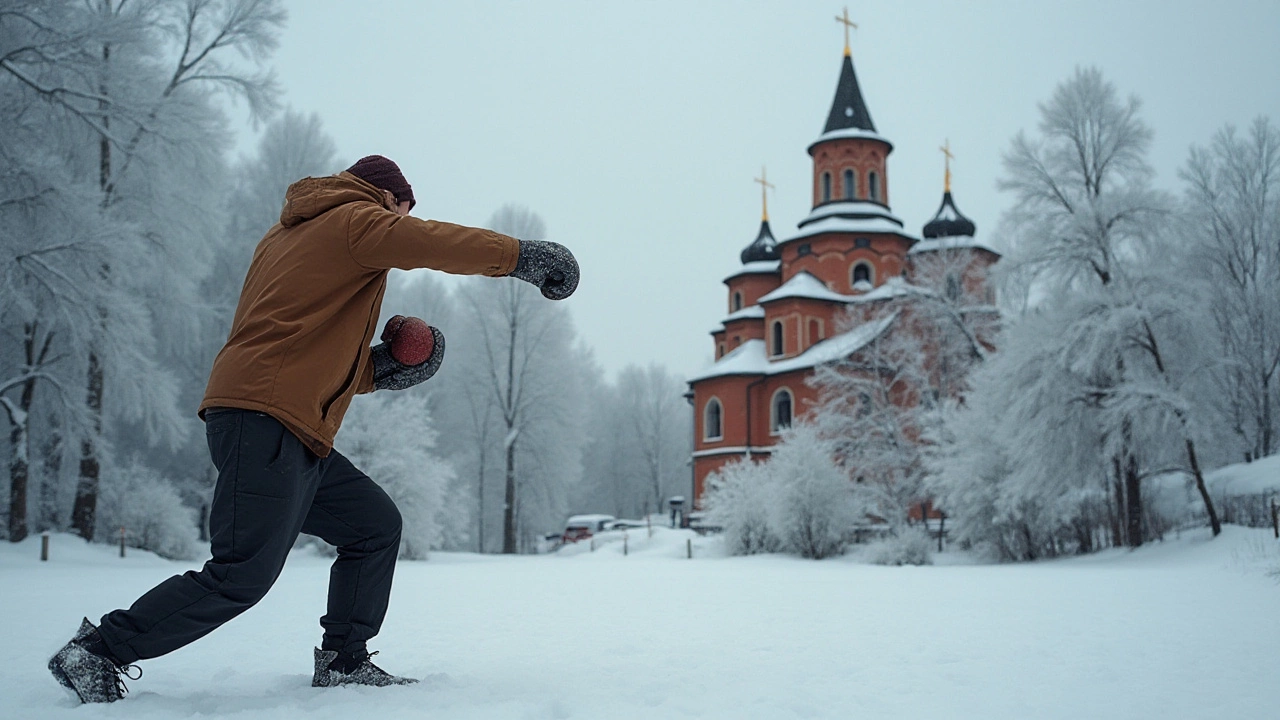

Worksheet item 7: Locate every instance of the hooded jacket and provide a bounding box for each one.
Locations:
[199,172,520,457]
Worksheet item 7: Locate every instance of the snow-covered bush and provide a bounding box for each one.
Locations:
[866,528,934,566]
[703,457,781,556]
[705,424,860,559]
[768,424,860,559]
[337,391,459,560]
[96,457,200,560]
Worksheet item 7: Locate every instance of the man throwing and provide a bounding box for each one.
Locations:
[47,155,579,702]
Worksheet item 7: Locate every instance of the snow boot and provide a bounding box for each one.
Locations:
[47,618,142,703]
[312,647,417,687]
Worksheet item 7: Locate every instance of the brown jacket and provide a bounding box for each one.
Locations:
[200,172,520,456]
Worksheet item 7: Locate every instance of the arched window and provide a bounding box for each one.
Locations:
[732,291,743,312]
[945,274,961,301]
[771,388,793,433]
[868,171,880,202]
[843,169,855,200]
[809,319,821,345]
[717,343,725,359]
[770,320,784,357]
[852,262,873,287]
[704,398,723,440]
[821,172,832,202]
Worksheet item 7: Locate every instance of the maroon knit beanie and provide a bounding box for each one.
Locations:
[346,155,415,210]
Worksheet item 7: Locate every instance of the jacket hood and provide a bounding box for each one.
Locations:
[280,172,385,228]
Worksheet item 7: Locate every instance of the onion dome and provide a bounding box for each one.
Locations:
[740,219,779,263]
[922,191,976,239]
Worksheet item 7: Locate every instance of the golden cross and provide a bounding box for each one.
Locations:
[835,7,858,57]
[754,166,776,221]
[939,139,954,193]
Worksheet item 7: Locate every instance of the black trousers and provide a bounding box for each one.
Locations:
[96,409,402,664]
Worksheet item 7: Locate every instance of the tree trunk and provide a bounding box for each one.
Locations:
[1185,438,1221,536]
[502,435,517,554]
[75,39,113,543]
[72,351,104,541]
[7,411,29,542]
[1124,451,1142,548]
[39,421,62,532]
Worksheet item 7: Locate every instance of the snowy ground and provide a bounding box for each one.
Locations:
[2,526,1277,719]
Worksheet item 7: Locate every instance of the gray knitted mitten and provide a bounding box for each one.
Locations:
[509,239,579,300]
[371,326,445,391]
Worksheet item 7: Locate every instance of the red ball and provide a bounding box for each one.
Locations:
[388,316,434,366]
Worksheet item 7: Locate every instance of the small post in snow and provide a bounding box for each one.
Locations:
[41,531,49,562]
[1271,496,1278,539]
[119,527,126,558]
[623,533,628,557]
[647,513,653,539]
[590,537,595,552]
[686,538,692,559]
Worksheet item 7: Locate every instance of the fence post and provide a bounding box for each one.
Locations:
[590,537,595,552]
[624,534,628,557]
[1271,497,1278,540]
[647,514,653,539]
[119,527,126,558]
[41,531,49,562]
[686,538,692,559]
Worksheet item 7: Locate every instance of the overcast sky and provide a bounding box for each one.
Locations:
[242,0,1280,382]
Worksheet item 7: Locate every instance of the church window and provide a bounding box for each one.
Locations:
[852,262,873,286]
[704,398,723,441]
[868,171,880,202]
[770,320,784,357]
[732,291,743,311]
[797,243,811,257]
[771,388,793,433]
[822,172,832,202]
[946,273,961,301]
[858,392,872,418]
[843,169,855,200]
[717,343,725,359]
[809,319,822,344]
[855,237,870,249]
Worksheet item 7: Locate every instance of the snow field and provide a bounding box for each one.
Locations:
[1,527,1277,719]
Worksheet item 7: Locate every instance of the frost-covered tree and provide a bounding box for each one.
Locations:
[809,313,928,525]
[455,204,586,553]
[995,66,1221,545]
[614,363,691,516]
[1179,118,1280,463]
[337,392,461,560]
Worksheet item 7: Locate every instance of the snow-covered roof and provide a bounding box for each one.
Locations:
[807,127,894,152]
[688,313,898,383]
[797,201,904,229]
[848,276,930,303]
[723,260,781,283]
[909,236,1002,257]
[758,271,855,304]
[723,305,765,322]
[783,215,920,244]
[1206,455,1280,497]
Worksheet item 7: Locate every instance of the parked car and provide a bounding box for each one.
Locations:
[604,519,648,531]
[561,514,616,543]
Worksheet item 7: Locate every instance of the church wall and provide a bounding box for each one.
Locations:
[725,272,782,311]
[779,233,912,292]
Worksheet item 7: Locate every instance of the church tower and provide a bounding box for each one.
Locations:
[687,14,998,507]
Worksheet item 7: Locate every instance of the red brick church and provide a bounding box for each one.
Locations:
[687,33,1000,507]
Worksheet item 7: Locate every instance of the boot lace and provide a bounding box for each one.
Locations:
[113,663,143,698]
